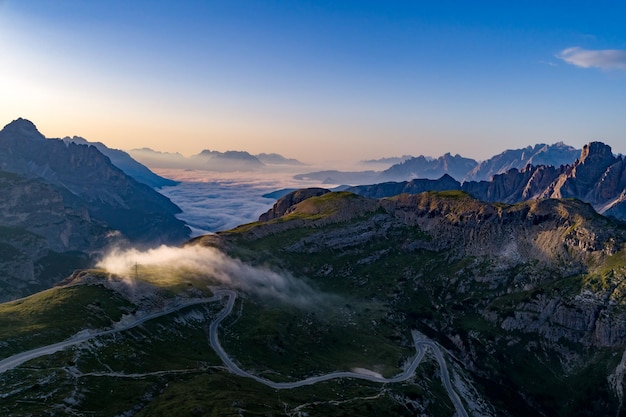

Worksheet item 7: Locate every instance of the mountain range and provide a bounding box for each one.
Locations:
[348,141,626,222]
[296,142,581,184]
[4,117,626,416]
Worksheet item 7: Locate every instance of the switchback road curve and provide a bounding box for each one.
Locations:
[0,289,468,416]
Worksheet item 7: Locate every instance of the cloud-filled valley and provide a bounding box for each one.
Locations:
[154,169,326,235]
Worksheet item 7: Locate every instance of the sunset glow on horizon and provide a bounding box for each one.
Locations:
[1,1,626,163]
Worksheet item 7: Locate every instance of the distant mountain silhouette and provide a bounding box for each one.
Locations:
[129,148,302,172]
[379,153,477,181]
[464,142,580,181]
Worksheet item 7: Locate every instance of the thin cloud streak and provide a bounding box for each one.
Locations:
[557,46,626,71]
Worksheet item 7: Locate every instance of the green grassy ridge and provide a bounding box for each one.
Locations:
[0,284,132,358]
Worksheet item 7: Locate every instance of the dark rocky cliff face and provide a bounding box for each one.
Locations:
[348,141,626,223]
[0,118,190,246]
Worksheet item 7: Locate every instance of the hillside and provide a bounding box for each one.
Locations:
[199,190,626,416]
[4,189,626,415]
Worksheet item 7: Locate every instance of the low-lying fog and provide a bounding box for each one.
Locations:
[154,169,330,235]
[97,244,331,308]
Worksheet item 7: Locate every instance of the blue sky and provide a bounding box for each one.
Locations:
[1,0,625,163]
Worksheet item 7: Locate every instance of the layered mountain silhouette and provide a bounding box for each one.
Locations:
[379,152,478,181]
[349,141,626,222]
[129,147,303,171]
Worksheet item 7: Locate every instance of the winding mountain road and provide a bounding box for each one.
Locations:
[209,290,468,417]
[0,289,468,417]
[0,296,220,374]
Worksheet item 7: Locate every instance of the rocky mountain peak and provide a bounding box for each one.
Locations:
[0,118,45,141]
[579,141,615,166]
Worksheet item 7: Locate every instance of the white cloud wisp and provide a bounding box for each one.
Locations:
[557,46,626,71]
[96,244,329,308]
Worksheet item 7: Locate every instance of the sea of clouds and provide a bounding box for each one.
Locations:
[154,169,326,235]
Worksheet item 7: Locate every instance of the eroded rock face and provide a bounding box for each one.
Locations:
[247,188,626,351]
[461,142,626,221]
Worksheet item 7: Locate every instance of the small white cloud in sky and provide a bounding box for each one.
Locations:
[557,46,626,71]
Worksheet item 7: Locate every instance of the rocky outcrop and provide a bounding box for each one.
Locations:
[259,188,331,221]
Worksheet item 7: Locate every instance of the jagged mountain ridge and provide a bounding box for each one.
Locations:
[347,141,626,222]
[293,141,581,185]
[465,141,579,181]
[465,142,626,219]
